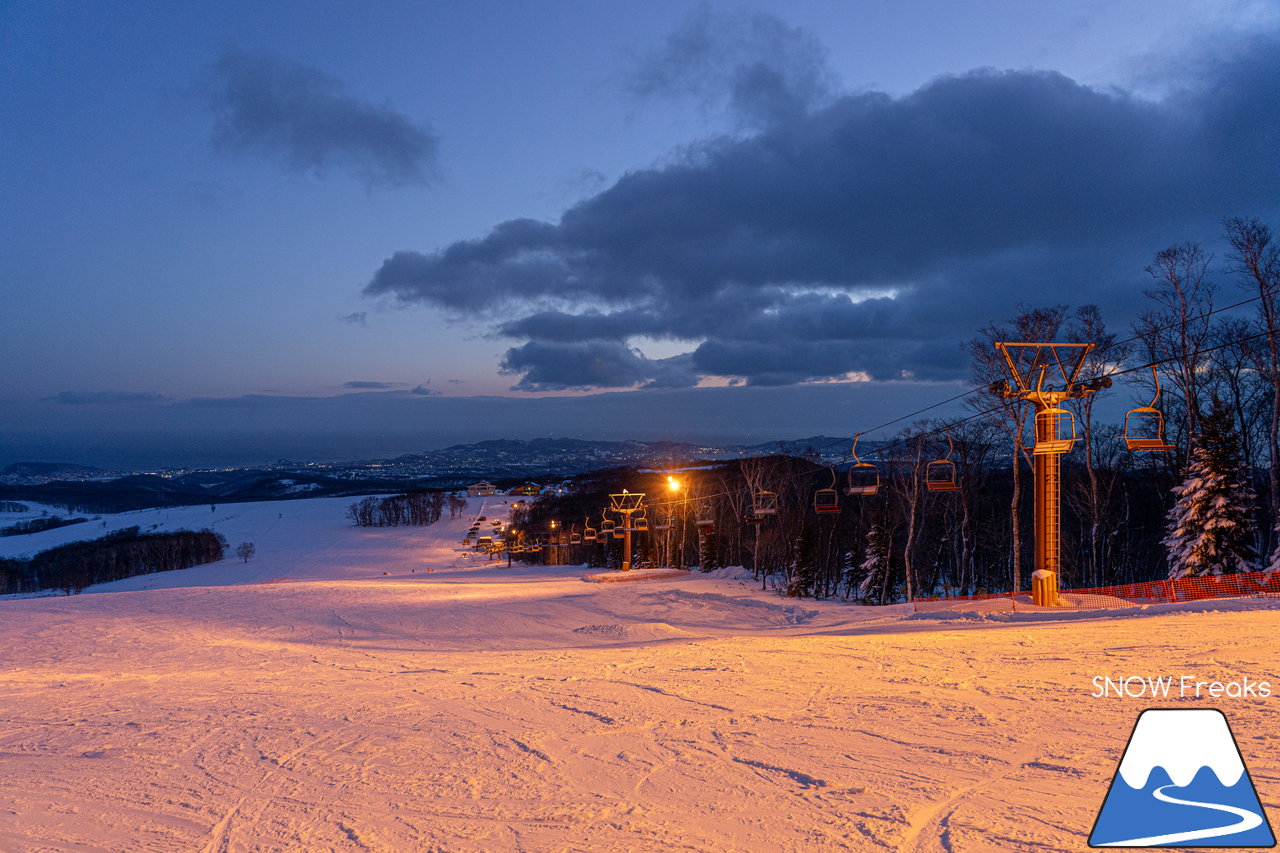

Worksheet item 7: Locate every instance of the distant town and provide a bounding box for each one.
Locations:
[0,436,854,513]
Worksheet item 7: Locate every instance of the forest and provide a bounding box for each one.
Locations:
[513,218,1280,603]
[0,527,227,595]
[347,492,468,527]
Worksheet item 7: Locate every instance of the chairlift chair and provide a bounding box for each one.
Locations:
[845,433,880,496]
[634,514,649,532]
[600,518,617,537]
[926,430,961,491]
[1033,406,1076,455]
[751,490,778,516]
[569,525,582,546]
[814,467,840,513]
[1124,365,1176,452]
[695,504,715,530]
[583,517,597,542]
[652,512,673,531]
[1030,366,1076,455]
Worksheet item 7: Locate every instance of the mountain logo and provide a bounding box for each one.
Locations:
[1089,708,1275,847]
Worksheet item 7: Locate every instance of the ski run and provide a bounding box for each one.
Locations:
[2,496,1279,852]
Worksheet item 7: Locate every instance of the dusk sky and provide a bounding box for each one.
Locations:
[3,0,1279,467]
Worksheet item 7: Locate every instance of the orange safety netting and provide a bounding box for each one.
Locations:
[912,569,1280,613]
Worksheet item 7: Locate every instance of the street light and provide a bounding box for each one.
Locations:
[666,476,682,570]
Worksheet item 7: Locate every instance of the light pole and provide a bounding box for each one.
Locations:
[666,476,682,570]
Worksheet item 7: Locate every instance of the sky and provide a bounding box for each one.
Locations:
[3,0,1279,467]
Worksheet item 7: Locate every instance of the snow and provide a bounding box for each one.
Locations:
[3,494,1280,851]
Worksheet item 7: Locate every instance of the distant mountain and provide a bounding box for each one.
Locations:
[1,462,104,480]
[0,435,864,512]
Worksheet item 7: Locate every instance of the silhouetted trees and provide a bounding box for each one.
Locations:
[347,492,446,527]
[0,527,226,595]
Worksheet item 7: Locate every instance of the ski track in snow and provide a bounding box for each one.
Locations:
[1,496,1279,851]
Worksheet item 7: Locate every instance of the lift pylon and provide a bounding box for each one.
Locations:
[992,342,1111,605]
[608,490,647,571]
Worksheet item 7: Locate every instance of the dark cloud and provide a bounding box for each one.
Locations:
[410,384,440,396]
[202,48,438,188]
[49,391,169,405]
[624,8,837,127]
[341,311,368,325]
[343,381,397,390]
[365,32,1280,391]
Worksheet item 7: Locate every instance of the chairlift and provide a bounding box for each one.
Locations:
[634,514,649,532]
[652,512,673,531]
[744,513,765,524]
[600,517,617,537]
[751,490,778,517]
[695,504,715,529]
[845,433,880,496]
[1124,365,1176,452]
[814,467,840,513]
[926,430,961,491]
[583,517,597,542]
[1031,367,1076,455]
[569,525,582,546]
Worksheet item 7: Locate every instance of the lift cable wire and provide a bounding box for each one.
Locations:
[527,287,1280,526]
[636,322,1280,515]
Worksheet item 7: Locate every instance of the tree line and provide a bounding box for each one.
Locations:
[0,527,227,595]
[347,492,449,527]
[516,217,1280,601]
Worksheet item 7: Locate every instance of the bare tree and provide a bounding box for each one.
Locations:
[1066,304,1130,586]
[1134,243,1215,464]
[1224,217,1280,563]
[235,541,256,563]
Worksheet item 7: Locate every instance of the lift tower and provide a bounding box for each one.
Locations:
[992,343,1110,605]
[608,490,646,572]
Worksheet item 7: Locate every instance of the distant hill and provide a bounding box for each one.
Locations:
[0,434,866,512]
[1,462,104,480]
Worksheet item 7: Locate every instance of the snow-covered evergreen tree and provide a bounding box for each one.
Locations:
[698,525,720,573]
[785,523,818,597]
[1163,398,1257,578]
[857,522,892,603]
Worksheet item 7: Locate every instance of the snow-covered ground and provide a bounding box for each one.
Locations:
[2,496,1279,851]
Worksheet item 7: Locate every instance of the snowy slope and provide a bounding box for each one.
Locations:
[1,495,1278,851]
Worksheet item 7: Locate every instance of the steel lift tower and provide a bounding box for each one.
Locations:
[992,343,1111,605]
[608,490,646,572]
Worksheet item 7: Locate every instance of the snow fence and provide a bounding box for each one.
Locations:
[913,569,1280,614]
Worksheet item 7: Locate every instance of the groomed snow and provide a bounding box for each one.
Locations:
[2,496,1278,851]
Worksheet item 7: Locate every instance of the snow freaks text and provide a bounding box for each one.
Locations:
[1090,676,1272,699]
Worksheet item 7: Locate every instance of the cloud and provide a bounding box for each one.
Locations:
[343,381,397,390]
[49,391,169,405]
[365,31,1280,390]
[410,384,440,396]
[498,341,699,391]
[202,48,438,188]
[624,7,838,127]
[341,311,367,325]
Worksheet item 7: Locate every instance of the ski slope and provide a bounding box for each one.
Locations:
[1,495,1279,851]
